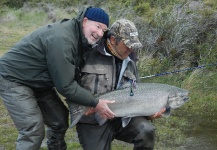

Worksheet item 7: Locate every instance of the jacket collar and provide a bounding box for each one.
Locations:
[75,6,93,47]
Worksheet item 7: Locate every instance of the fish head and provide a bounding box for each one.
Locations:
[168,89,189,109]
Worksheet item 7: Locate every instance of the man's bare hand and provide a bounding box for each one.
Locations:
[93,99,115,119]
[148,107,166,120]
[84,108,95,115]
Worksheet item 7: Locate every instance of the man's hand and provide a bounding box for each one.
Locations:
[92,99,115,119]
[84,108,95,115]
[147,107,166,120]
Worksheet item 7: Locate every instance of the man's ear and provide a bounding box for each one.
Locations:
[82,17,88,27]
[110,36,116,45]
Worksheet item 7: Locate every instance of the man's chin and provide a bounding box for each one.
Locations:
[88,40,98,46]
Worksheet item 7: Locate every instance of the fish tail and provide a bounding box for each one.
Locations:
[66,100,88,128]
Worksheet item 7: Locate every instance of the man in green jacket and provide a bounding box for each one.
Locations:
[75,19,165,150]
[0,6,115,150]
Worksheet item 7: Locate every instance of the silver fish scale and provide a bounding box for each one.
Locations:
[98,83,185,117]
[69,83,189,127]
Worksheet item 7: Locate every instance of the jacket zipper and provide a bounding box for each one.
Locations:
[94,74,99,94]
[111,56,116,90]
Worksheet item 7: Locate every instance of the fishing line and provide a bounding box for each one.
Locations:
[140,62,217,79]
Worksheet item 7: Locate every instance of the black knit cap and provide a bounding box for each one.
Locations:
[84,7,109,27]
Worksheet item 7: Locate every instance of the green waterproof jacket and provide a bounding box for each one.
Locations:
[0,6,98,107]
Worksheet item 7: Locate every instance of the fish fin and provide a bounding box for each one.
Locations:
[94,113,108,125]
[121,117,132,128]
[162,107,171,117]
[67,100,88,128]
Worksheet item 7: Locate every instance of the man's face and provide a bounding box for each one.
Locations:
[82,18,108,45]
[112,38,133,59]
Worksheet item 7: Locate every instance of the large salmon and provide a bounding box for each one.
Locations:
[67,83,189,128]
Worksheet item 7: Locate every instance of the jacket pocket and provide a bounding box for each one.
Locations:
[79,65,111,95]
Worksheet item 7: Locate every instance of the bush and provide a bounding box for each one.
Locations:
[137,0,217,76]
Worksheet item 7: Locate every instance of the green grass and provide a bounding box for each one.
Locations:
[0,2,217,150]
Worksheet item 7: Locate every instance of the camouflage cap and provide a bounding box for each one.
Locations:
[109,19,143,49]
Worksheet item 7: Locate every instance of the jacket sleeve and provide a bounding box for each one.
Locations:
[45,31,99,107]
